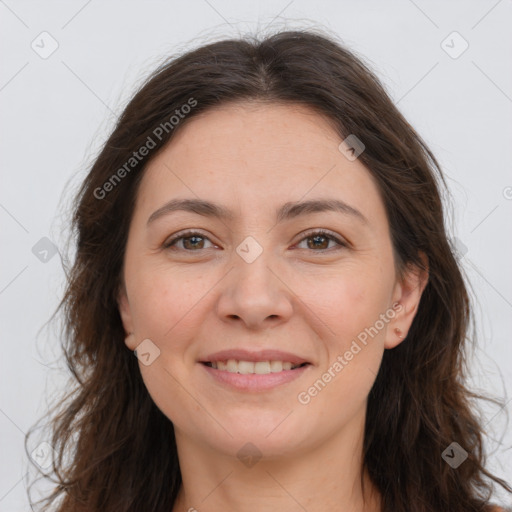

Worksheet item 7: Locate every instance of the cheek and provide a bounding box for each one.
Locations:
[307,265,392,398]
[294,275,389,423]
[127,264,208,340]
[310,266,390,340]
[126,268,208,427]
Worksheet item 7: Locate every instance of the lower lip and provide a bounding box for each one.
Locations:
[200,363,311,391]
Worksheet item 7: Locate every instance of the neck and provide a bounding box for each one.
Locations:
[171,409,381,512]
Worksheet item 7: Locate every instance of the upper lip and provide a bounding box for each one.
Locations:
[200,349,310,365]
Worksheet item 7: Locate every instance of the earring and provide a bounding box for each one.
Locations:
[394,328,403,339]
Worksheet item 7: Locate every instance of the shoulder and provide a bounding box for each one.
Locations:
[490,506,512,512]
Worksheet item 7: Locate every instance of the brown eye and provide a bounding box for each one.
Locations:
[163,229,347,253]
[163,231,214,251]
[306,234,330,250]
[181,235,206,250]
[295,230,346,252]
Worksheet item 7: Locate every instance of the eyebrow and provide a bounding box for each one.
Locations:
[147,198,368,226]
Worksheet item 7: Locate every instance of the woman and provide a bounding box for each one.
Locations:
[27,29,511,511]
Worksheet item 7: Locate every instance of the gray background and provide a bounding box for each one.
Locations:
[1,0,511,509]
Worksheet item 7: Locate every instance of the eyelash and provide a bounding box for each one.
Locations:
[162,229,348,253]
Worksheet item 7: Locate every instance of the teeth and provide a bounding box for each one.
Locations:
[207,359,304,374]
[254,361,271,374]
[270,360,283,372]
[238,361,254,374]
[226,359,238,372]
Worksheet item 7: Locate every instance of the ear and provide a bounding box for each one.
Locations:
[385,251,429,349]
[117,283,137,351]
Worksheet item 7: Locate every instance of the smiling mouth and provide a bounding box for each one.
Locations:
[202,360,310,374]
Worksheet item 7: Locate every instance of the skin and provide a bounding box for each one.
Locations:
[118,102,428,512]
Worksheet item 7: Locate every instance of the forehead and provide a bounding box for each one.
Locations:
[160,101,342,172]
[135,102,387,228]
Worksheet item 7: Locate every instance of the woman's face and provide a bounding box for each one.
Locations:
[119,102,426,459]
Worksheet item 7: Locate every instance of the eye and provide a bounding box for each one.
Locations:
[163,230,216,251]
[163,229,347,253]
[294,229,347,252]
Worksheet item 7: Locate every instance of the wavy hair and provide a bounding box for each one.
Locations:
[26,29,511,511]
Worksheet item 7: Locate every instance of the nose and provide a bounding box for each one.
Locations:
[215,250,294,331]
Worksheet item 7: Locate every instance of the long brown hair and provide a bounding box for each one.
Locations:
[26,29,511,511]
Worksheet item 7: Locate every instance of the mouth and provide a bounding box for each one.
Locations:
[198,350,312,391]
[201,360,310,374]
